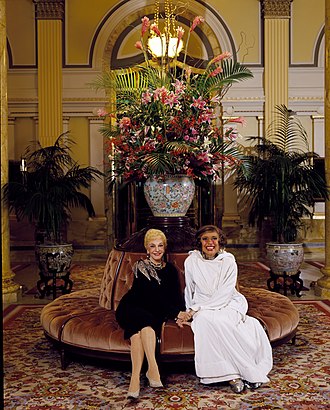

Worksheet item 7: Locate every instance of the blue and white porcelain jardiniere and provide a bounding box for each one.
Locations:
[144,175,195,217]
[266,242,304,276]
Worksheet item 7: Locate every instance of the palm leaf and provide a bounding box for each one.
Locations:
[195,60,253,96]
[235,105,329,242]
[141,152,177,174]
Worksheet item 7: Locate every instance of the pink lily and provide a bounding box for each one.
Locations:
[165,92,180,108]
[172,79,186,94]
[97,108,108,117]
[154,86,169,103]
[191,96,207,110]
[141,90,152,104]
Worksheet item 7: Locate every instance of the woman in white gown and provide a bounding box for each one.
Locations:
[176,225,273,393]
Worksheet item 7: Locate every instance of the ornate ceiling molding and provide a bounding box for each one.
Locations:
[260,0,293,19]
[33,0,64,20]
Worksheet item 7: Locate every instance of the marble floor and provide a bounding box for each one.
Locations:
[3,247,327,309]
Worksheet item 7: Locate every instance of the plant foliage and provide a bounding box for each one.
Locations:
[91,15,253,191]
[2,133,104,244]
[235,105,329,243]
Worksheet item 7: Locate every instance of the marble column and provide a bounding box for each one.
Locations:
[8,116,16,160]
[89,117,106,217]
[1,0,20,303]
[261,0,292,131]
[316,0,330,298]
[33,0,64,146]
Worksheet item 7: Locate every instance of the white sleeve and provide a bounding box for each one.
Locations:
[184,257,200,312]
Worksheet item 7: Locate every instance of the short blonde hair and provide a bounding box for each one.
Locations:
[144,229,167,249]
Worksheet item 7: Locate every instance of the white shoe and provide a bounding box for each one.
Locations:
[229,379,245,393]
[146,372,163,388]
[127,389,139,399]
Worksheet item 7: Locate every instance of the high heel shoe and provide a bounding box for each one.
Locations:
[244,381,262,390]
[127,390,139,400]
[229,379,245,393]
[146,372,163,388]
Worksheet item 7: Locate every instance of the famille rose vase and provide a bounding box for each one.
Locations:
[144,175,195,217]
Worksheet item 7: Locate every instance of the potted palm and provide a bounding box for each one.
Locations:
[2,132,104,298]
[235,105,329,279]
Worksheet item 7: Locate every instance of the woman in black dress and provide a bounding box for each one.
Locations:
[115,229,185,399]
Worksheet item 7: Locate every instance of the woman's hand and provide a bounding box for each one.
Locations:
[177,311,191,321]
[175,310,195,327]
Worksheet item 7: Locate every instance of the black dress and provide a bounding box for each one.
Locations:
[115,260,185,339]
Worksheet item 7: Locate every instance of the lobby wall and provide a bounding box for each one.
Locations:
[5,0,326,257]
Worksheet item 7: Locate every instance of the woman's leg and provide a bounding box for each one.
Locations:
[129,332,145,393]
[140,326,161,382]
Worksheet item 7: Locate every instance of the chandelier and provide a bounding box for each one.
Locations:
[148,0,184,59]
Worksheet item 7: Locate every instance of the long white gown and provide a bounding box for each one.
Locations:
[184,250,273,384]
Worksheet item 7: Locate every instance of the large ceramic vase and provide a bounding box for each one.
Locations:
[266,243,304,276]
[35,243,74,299]
[144,174,195,217]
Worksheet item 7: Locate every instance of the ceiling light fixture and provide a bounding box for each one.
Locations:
[148,0,184,59]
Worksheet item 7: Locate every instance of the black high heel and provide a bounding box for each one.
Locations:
[244,381,262,390]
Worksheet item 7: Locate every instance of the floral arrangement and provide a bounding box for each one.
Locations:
[94,15,253,189]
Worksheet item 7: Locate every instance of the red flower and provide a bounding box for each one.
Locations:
[135,41,143,51]
[190,16,205,32]
[141,16,150,36]
[150,23,161,36]
[208,66,223,77]
[211,52,232,64]
[119,117,131,130]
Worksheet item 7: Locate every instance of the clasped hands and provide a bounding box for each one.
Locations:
[175,310,195,328]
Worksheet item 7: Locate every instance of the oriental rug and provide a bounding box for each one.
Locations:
[3,300,330,409]
[22,261,287,296]
[23,263,105,296]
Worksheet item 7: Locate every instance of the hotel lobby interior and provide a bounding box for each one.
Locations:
[2,0,330,408]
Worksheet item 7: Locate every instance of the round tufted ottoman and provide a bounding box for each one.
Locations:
[40,249,300,369]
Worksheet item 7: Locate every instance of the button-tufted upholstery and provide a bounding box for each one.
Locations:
[40,249,300,369]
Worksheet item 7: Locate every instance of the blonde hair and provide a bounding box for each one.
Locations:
[144,229,167,249]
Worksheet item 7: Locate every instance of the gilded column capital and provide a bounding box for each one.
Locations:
[260,0,293,18]
[33,0,64,20]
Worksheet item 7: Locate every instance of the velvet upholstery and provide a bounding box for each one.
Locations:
[40,249,300,368]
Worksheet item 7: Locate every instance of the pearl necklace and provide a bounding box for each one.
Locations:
[148,259,164,270]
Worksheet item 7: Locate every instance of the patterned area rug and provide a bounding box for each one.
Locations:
[23,261,277,296]
[238,262,271,289]
[24,263,105,296]
[3,301,330,409]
